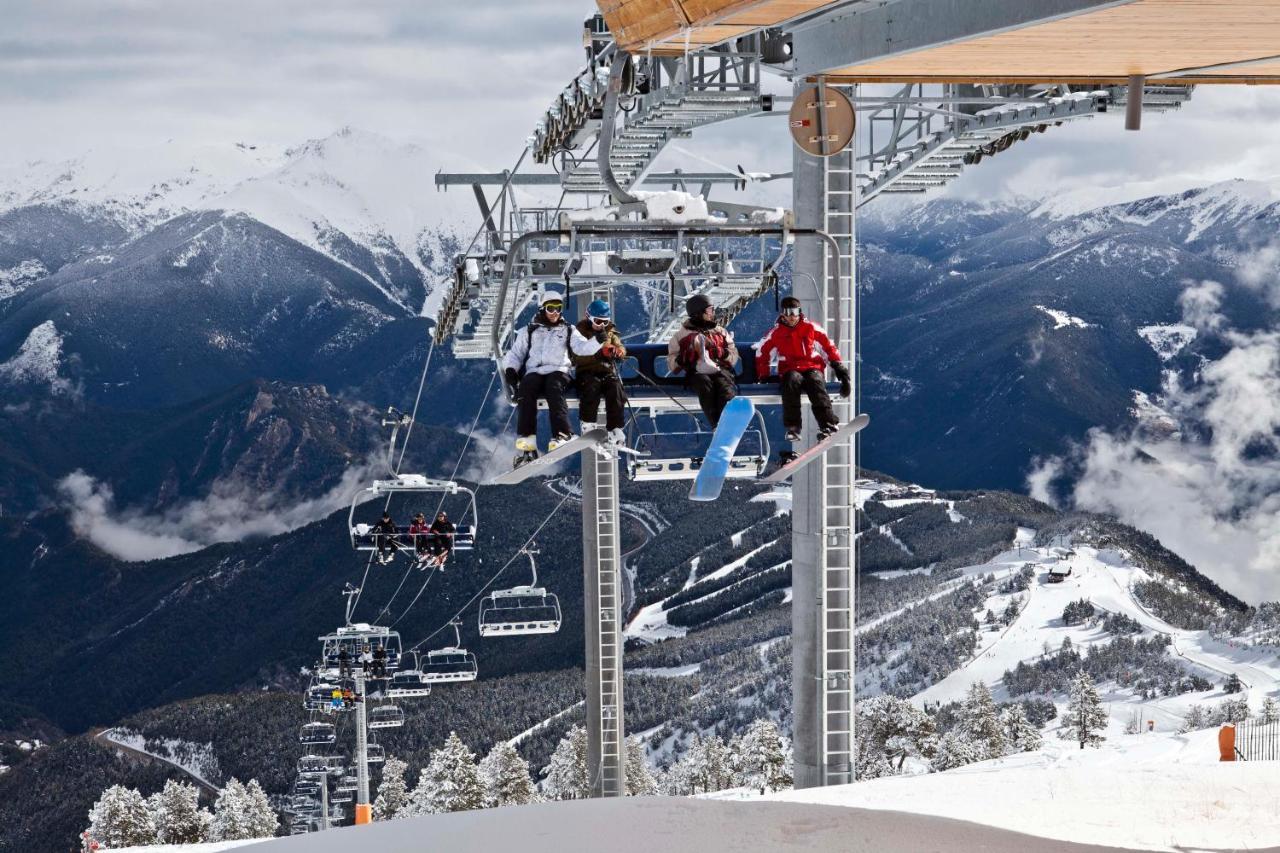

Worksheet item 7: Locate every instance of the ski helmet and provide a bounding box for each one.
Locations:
[539,289,565,307]
[780,295,802,311]
[686,293,712,318]
[587,299,611,320]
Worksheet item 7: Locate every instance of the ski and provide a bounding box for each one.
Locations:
[489,429,609,486]
[761,414,870,484]
[689,397,756,502]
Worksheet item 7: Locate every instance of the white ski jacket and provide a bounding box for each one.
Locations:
[503,318,602,376]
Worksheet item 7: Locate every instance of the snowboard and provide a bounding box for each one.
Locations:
[761,414,870,484]
[489,429,608,486]
[689,397,756,502]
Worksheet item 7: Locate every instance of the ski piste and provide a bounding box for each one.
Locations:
[761,413,870,484]
[489,429,608,486]
[689,397,756,502]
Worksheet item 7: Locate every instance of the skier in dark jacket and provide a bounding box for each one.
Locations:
[667,294,738,426]
[373,512,399,564]
[372,645,388,678]
[426,511,456,569]
[572,299,627,444]
[502,289,605,462]
[338,647,352,678]
[755,296,851,441]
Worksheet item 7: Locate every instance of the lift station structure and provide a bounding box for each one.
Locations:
[426,0,1280,800]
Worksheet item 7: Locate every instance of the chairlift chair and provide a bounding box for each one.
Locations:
[348,474,478,558]
[330,790,353,804]
[297,755,328,775]
[385,651,433,698]
[318,623,402,676]
[298,721,336,746]
[303,676,340,712]
[479,546,561,637]
[421,620,479,683]
[368,704,405,729]
[365,743,386,764]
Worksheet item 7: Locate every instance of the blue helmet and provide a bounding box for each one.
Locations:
[587,299,611,320]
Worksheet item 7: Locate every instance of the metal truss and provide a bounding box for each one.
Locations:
[857,83,1193,204]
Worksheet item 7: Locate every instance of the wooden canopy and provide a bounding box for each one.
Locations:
[598,0,1280,84]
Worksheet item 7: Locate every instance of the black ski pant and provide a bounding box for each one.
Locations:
[688,368,737,427]
[576,372,626,430]
[781,369,839,432]
[517,371,573,438]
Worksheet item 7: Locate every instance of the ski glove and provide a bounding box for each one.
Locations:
[600,343,621,359]
[504,367,521,395]
[832,362,852,398]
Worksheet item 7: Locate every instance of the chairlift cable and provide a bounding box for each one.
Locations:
[404,489,574,652]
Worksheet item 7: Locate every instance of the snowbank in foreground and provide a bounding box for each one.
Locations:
[108,841,264,852]
[746,730,1280,852]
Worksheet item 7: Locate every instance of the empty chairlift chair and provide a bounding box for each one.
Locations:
[368,704,405,729]
[365,742,386,764]
[420,620,478,683]
[297,755,329,776]
[298,721,336,746]
[479,545,561,637]
[386,652,433,699]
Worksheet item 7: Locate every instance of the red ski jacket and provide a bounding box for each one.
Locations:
[755,317,843,376]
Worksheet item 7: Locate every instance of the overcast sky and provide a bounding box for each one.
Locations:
[4,0,1280,203]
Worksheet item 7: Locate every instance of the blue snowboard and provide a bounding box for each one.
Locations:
[689,397,756,502]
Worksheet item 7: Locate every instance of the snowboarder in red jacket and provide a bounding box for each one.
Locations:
[755,296,851,441]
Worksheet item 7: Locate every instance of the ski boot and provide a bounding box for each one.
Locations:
[513,436,538,469]
[607,428,626,446]
[778,450,799,465]
[548,432,573,452]
[784,427,802,443]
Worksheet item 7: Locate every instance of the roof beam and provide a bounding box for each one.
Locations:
[791,0,1139,78]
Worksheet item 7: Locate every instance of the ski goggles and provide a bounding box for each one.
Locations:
[542,302,564,312]
[782,306,802,317]
[590,316,610,326]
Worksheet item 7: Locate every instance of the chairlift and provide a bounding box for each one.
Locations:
[297,755,328,775]
[365,742,386,764]
[303,676,341,712]
[368,704,405,729]
[324,755,346,774]
[347,474,478,559]
[335,778,357,794]
[421,620,479,683]
[479,546,561,637]
[330,790,353,804]
[299,721,336,746]
[625,405,769,482]
[386,651,433,698]
[318,624,402,677]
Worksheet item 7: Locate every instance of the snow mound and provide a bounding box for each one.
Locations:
[760,728,1280,852]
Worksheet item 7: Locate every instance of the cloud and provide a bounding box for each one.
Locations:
[57,460,380,561]
[1028,276,1280,604]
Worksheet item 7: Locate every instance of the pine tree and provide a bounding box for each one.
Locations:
[242,780,278,838]
[959,682,1007,759]
[146,779,207,844]
[84,785,157,849]
[698,735,735,793]
[735,719,792,793]
[407,731,486,814]
[374,757,410,820]
[1224,673,1244,694]
[999,704,1043,752]
[1261,696,1279,724]
[541,725,589,800]
[855,695,937,779]
[930,731,982,771]
[1064,671,1108,749]
[1218,696,1250,724]
[624,738,659,796]
[479,741,538,807]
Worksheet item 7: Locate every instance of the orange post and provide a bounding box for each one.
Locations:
[1219,724,1236,762]
[355,803,373,825]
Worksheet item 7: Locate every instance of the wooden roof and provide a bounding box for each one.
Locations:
[597,0,1280,83]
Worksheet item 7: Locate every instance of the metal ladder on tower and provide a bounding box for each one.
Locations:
[582,443,626,796]
[818,99,857,786]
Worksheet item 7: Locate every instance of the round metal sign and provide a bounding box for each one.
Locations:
[789,85,855,157]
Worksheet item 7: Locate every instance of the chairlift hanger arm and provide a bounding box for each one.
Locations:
[490,225,841,366]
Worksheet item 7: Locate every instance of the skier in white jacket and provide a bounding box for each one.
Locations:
[503,289,606,458]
